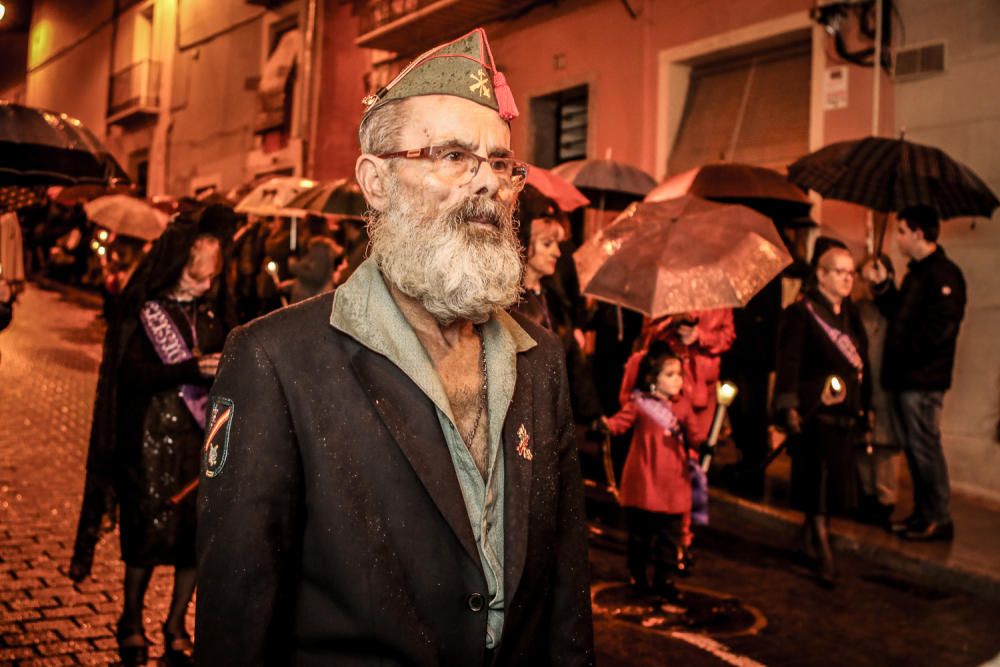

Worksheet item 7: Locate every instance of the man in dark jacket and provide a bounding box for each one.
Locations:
[195,27,594,666]
[864,205,966,541]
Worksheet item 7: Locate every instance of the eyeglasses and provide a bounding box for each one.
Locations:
[377,145,528,191]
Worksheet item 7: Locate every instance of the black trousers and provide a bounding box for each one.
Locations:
[625,507,684,583]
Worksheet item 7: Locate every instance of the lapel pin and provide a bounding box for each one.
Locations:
[516,423,533,461]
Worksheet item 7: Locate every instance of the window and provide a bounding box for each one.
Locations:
[255,18,300,135]
[668,41,810,175]
[530,85,589,168]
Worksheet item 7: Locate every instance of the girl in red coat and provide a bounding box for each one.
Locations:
[603,350,695,600]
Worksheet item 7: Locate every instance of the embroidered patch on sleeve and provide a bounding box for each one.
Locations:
[202,397,234,478]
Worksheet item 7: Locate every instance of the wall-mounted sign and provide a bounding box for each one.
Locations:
[824,66,849,110]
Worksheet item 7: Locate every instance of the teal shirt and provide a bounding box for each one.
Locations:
[329,258,536,648]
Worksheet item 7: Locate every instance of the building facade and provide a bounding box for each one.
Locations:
[11,0,999,499]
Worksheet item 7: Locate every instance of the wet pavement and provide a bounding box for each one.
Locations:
[590,527,1000,666]
[3,282,1000,665]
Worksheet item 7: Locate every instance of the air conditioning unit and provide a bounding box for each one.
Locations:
[894,41,946,80]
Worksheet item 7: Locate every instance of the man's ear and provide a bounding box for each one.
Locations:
[356,155,389,211]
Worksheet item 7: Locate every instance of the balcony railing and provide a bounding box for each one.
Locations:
[354,0,544,53]
[108,59,162,123]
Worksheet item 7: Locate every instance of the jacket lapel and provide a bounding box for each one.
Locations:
[349,347,483,570]
[502,353,534,605]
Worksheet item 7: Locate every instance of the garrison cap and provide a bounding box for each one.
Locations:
[361,27,518,121]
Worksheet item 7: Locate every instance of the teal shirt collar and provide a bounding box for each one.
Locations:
[329,258,536,422]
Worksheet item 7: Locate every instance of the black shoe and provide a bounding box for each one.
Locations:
[116,621,149,666]
[874,503,896,529]
[676,546,694,578]
[816,557,838,589]
[889,515,920,535]
[651,578,684,604]
[162,624,194,667]
[627,575,650,596]
[902,520,954,542]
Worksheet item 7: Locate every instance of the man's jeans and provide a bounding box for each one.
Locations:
[892,391,951,524]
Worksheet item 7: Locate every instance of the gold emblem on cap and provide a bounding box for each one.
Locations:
[470,69,492,99]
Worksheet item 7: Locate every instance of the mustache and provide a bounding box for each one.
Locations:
[443,196,514,229]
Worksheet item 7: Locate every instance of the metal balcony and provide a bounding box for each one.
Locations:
[107,60,162,125]
[354,0,545,53]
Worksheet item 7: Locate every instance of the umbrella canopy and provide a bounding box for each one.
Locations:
[84,195,170,241]
[552,158,656,210]
[574,195,792,318]
[234,176,318,216]
[54,183,135,206]
[283,178,366,217]
[788,136,999,220]
[0,102,129,186]
[646,163,811,220]
[525,164,589,211]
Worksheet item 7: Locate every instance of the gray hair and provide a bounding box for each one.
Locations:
[358,99,410,155]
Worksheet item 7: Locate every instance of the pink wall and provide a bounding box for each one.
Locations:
[321,0,894,252]
[312,1,369,181]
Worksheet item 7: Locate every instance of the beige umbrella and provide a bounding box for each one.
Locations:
[234,176,317,217]
[574,195,792,318]
[84,195,169,241]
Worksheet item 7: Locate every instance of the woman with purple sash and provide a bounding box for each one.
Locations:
[70,206,236,666]
[774,241,872,588]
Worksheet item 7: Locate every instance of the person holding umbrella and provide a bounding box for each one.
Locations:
[862,205,966,541]
[774,244,871,587]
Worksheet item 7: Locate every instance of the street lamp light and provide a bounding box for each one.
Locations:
[0,3,7,24]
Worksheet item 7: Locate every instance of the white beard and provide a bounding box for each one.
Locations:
[368,177,523,325]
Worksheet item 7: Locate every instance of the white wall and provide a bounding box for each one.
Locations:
[894,0,1000,500]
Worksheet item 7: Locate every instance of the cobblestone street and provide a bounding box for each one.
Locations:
[0,285,191,665]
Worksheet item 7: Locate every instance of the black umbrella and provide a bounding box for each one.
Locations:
[0,102,129,186]
[551,158,657,211]
[788,136,998,221]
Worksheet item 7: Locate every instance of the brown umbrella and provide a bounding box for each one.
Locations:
[646,163,811,220]
[574,195,792,318]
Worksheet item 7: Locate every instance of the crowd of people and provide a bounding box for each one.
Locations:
[0,25,969,667]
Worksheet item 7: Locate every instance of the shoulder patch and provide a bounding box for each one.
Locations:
[202,397,234,478]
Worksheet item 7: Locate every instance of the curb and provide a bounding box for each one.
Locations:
[708,488,1000,602]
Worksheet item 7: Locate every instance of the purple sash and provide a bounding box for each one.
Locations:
[632,391,683,440]
[139,300,208,428]
[805,300,864,381]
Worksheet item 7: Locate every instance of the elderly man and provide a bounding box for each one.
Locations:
[195,28,594,666]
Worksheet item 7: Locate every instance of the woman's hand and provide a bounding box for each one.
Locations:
[197,353,222,378]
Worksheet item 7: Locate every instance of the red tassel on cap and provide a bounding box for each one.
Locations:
[493,71,519,121]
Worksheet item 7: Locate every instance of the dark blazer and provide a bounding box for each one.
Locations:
[773,290,871,422]
[195,292,594,666]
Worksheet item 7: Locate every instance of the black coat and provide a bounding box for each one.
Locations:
[195,293,595,666]
[116,298,226,566]
[874,246,966,391]
[774,291,871,515]
[774,290,871,422]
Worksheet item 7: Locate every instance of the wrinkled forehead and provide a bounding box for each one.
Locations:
[397,95,511,153]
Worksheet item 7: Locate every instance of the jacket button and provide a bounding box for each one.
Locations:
[467,593,485,612]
